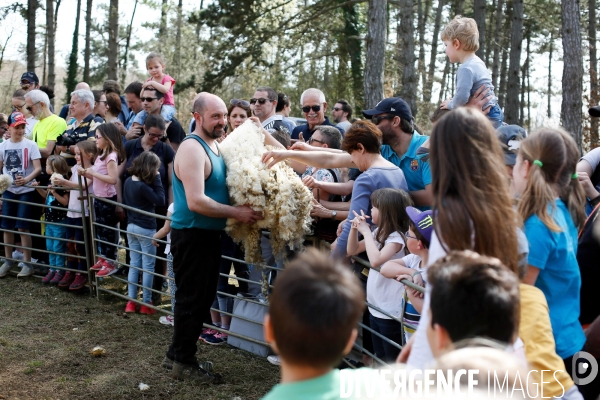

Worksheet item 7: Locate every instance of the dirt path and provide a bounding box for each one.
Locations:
[0,276,279,399]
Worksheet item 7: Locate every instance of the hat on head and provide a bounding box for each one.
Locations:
[496,125,527,166]
[9,112,26,127]
[406,206,433,244]
[363,97,412,121]
[589,106,600,117]
[20,71,39,84]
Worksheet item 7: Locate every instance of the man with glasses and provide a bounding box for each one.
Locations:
[332,99,353,132]
[291,88,342,141]
[250,86,287,133]
[25,90,66,163]
[129,87,184,152]
[55,89,104,166]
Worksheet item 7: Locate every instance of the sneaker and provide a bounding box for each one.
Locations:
[69,274,88,291]
[199,328,218,341]
[17,263,34,277]
[95,262,116,277]
[171,361,214,383]
[124,301,137,313]
[58,271,75,288]
[42,270,56,284]
[0,262,15,278]
[90,257,106,271]
[159,315,174,326]
[267,355,281,366]
[203,331,227,345]
[50,271,64,285]
[139,303,157,315]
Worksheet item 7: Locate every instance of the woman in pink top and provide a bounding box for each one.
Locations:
[132,52,176,126]
[79,123,125,277]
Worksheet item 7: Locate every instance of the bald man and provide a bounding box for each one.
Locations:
[164,92,284,382]
[59,82,91,120]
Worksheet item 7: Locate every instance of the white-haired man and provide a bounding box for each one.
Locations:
[56,89,104,166]
[25,89,67,161]
[291,88,342,142]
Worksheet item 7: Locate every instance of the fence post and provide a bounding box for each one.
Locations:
[77,174,95,296]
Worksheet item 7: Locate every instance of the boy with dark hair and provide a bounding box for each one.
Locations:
[426,251,520,358]
[262,249,370,399]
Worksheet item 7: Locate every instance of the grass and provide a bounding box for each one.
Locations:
[0,274,280,399]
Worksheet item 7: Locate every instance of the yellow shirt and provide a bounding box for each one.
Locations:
[32,114,66,150]
[519,283,574,398]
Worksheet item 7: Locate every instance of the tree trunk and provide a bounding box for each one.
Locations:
[504,0,523,124]
[590,0,599,147]
[27,0,37,72]
[83,0,93,82]
[473,0,486,59]
[47,0,56,93]
[491,0,504,90]
[561,0,583,151]
[417,0,431,93]
[424,0,444,104]
[65,0,82,103]
[107,0,119,80]
[343,2,364,113]
[158,0,168,52]
[175,0,183,80]
[548,32,553,119]
[398,0,417,116]
[438,56,450,104]
[42,27,47,85]
[485,0,496,65]
[120,0,138,86]
[363,0,387,109]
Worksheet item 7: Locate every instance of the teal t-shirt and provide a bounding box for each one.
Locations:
[523,199,586,359]
[380,132,431,209]
[261,369,393,400]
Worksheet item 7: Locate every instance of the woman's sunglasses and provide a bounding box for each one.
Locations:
[302,105,321,113]
[230,99,250,107]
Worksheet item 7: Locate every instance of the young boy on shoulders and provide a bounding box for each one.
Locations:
[262,249,389,400]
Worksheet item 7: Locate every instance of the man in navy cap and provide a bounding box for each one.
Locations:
[20,72,40,93]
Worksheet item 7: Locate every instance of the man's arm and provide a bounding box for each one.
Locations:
[262,149,355,169]
[176,140,262,223]
[408,184,433,208]
[39,140,56,159]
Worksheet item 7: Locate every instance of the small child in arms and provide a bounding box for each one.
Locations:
[440,16,503,128]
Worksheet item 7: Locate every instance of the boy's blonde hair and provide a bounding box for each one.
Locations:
[441,16,480,52]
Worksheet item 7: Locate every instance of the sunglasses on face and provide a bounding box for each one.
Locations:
[332,107,342,111]
[140,97,157,103]
[26,101,41,112]
[250,98,271,105]
[95,135,103,139]
[302,105,321,113]
[372,114,395,125]
[230,99,250,107]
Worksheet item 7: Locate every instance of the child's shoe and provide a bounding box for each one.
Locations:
[203,330,227,345]
[17,263,34,277]
[42,270,56,284]
[69,273,87,291]
[159,315,174,326]
[90,257,106,271]
[58,271,75,289]
[50,270,64,285]
[95,261,116,277]
[0,261,15,278]
[139,302,156,315]
[125,301,137,313]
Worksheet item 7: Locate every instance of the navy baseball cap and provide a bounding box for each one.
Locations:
[363,97,412,121]
[20,71,39,84]
[496,125,527,166]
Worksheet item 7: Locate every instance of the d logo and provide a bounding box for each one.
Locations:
[572,351,598,385]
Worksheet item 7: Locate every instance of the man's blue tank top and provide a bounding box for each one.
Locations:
[171,135,230,230]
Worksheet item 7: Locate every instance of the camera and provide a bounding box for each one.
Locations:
[56,134,76,147]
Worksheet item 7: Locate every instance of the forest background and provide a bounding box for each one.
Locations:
[0,0,596,152]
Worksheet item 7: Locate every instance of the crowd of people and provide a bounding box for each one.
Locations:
[0,15,599,399]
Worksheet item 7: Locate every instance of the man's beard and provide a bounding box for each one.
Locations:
[202,124,225,139]
[378,124,397,146]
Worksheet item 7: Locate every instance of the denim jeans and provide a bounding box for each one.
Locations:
[487,104,504,128]
[369,314,404,362]
[132,105,175,126]
[127,223,156,304]
[45,222,66,272]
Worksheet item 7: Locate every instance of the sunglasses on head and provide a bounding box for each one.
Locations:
[372,114,395,125]
[250,97,271,105]
[230,99,250,107]
[302,105,321,113]
[140,97,157,103]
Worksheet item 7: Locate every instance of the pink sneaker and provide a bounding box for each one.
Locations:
[203,331,228,345]
[95,261,115,277]
[90,257,106,271]
[199,328,217,341]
